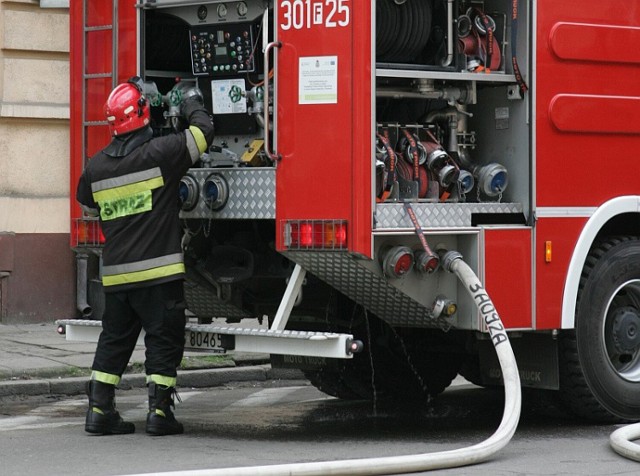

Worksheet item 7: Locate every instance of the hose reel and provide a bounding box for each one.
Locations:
[376,0,434,63]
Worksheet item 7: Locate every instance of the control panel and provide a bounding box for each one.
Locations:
[190,23,256,76]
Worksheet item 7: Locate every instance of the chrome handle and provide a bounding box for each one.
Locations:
[263,40,282,161]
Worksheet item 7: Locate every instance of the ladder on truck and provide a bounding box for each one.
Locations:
[72,0,121,319]
[58,265,363,359]
[80,0,118,213]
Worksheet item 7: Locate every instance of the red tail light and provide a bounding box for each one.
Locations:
[72,218,105,248]
[285,220,348,250]
[298,222,314,247]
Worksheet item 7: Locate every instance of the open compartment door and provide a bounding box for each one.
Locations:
[273,1,374,258]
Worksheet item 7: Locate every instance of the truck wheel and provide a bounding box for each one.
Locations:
[458,354,485,387]
[559,236,640,422]
[305,318,462,401]
[303,367,368,400]
[305,345,461,402]
[300,293,463,402]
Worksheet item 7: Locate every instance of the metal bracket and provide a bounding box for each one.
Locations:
[270,264,306,331]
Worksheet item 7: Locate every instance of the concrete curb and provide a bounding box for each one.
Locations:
[0,365,305,398]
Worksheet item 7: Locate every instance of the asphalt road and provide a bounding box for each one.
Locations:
[0,379,637,476]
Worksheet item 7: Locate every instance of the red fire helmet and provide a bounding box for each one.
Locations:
[103,78,150,136]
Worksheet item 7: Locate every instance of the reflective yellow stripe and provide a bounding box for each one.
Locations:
[147,374,177,388]
[92,370,120,386]
[189,126,208,154]
[103,254,183,276]
[92,176,164,203]
[102,263,185,287]
[92,167,162,192]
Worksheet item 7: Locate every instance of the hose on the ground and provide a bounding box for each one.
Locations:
[123,251,521,476]
[610,422,640,462]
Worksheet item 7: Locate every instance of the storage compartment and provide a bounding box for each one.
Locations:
[374,0,530,218]
[141,3,270,165]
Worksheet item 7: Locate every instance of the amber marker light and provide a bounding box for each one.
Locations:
[545,241,552,263]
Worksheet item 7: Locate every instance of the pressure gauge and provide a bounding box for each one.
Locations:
[237,2,248,16]
[197,5,208,21]
[217,4,228,18]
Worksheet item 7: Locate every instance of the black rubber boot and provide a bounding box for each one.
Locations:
[85,380,135,435]
[146,382,184,436]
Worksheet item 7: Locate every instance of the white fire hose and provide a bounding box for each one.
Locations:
[610,423,640,462]
[124,251,521,476]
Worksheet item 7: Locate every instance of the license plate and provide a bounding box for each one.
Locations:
[184,330,232,353]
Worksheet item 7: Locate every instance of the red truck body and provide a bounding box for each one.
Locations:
[68,0,640,421]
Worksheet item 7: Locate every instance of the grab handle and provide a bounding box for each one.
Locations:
[263,40,282,161]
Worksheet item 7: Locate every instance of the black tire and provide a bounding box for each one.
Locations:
[305,338,462,402]
[458,353,485,387]
[303,367,366,400]
[303,295,463,402]
[559,236,640,422]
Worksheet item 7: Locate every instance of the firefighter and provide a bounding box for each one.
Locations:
[76,77,214,436]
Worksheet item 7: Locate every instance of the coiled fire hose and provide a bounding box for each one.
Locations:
[610,423,640,462]
[125,251,521,476]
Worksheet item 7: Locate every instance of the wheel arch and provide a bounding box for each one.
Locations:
[561,196,640,329]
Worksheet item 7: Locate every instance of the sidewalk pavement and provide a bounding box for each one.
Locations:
[0,322,302,398]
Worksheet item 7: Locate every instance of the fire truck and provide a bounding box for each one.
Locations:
[61,0,640,423]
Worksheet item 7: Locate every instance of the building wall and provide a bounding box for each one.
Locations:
[0,0,74,323]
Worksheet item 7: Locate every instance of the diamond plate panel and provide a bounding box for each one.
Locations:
[184,279,252,320]
[180,168,275,220]
[375,202,523,229]
[284,251,450,329]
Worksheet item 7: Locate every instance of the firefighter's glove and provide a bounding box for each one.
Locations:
[179,87,205,121]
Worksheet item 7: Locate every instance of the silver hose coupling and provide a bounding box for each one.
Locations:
[442,250,463,272]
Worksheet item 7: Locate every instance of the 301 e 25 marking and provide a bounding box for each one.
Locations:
[280,0,350,30]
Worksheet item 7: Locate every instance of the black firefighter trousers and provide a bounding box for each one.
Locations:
[92,280,186,381]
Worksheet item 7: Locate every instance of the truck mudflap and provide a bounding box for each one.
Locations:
[478,332,559,390]
[55,319,362,359]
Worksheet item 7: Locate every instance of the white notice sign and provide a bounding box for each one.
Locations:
[211,79,247,115]
[298,56,338,105]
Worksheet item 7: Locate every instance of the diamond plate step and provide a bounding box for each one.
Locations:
[55,320,361,359]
